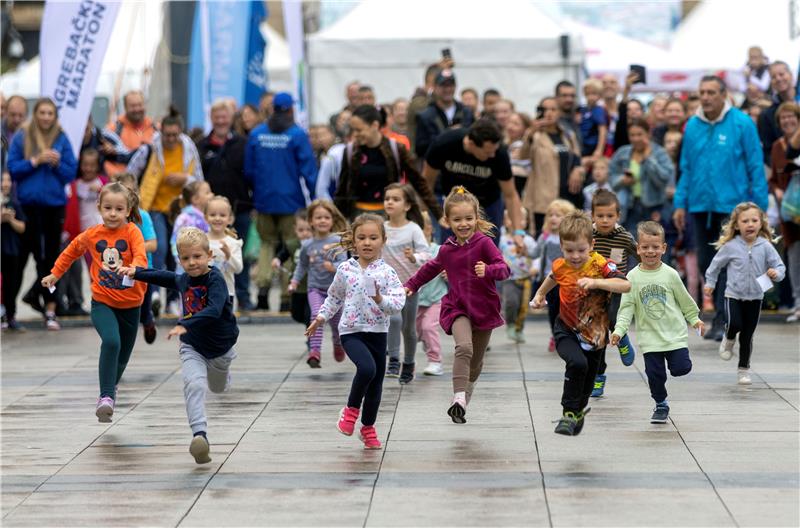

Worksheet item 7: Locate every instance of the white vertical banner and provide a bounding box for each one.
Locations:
[40,0,121,159]
[282,0,309,129]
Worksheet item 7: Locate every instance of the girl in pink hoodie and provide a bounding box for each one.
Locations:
[405,186,510,424]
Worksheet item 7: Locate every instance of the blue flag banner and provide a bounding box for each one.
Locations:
[188,0,266,129]
[245,0,268,105]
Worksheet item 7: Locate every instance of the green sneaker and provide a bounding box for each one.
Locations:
[591,374,606,397]
[573,407,591,435]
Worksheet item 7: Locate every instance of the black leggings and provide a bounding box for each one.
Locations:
[341,332,387,426]
[724,298,761,369]
[1,252,24,319]
[546,285,560,334]
[21,205,65,305]
[554,317,602,413]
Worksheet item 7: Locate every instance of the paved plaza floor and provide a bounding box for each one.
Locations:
[1,318,798,527]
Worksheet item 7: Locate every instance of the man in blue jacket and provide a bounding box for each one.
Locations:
[673,75,767,341]
[244,92,317,311]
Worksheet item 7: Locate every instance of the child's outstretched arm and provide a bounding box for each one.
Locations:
[704,244,732,293]
[404,257,444,295]
[611,291,635,344]
[289,243,310,292]
[577,276,631,294]
[530,275,557,309]
[127,267,180,290]
[42,232,90,288]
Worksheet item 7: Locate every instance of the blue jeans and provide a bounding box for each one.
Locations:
[233,211,253,305]
[644,348,692,403]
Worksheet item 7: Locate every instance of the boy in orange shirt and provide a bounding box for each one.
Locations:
[43,183,147,423]
[531,211,630,436]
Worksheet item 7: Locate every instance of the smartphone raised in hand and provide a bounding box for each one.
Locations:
[629,64,647,85]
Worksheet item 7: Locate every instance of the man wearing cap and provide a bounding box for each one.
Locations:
[414,69,475,159]
[244,92,317,311]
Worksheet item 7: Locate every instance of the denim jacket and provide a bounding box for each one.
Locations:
[610,143,675,221]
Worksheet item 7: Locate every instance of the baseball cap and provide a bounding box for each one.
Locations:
[435,69,456,86]
[273,92,294,111]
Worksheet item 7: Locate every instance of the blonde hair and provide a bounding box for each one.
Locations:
[210,98,233,114]
[204,195,238,238]
[98,182,142,225]
[637,220,665,242]
[23,98,62,160]
[176,226,210,252]
[546,198,577,217]
[714,202,776,249]
[443,185,495,237]
[559,210,594,243]
[111,172,139,191]
[592,156,609,168]
[338,213,385,254]
[307,199,348,234]
[583,79,603,94]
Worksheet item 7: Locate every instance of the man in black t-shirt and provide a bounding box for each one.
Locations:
[422,119,524,247]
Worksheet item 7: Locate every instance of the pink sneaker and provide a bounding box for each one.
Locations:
[307,349,321,368]
[333,345,346,362]
[337,406,360,436]
[95,396,114,423]
[548,337,556,353]
[359,425,382,449]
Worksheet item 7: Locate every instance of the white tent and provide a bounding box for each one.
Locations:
[668,0,799,91]
[307,0,584,121]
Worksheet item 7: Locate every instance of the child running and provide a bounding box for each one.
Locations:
[205,195,244,304]
[415,211,448,376]
[500,207,537,344]
[405,186,511,424]
[530,211,630,436]
[532,199,575,352]
[611,221,704,424]
[590,189,639,397]
[290,199,348,368]
[705,202,785,384]
[382,183,430,383]
[273,210,312,352]
[41,182,147,422]
[120,227,239,464]
[305,214,405,449]
[170,181,213,269]
[112,173,159,344]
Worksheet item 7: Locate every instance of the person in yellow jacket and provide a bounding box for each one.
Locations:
[127,111,203,315]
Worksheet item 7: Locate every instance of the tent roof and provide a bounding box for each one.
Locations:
[311,0,567,40]
[669,0,800,70]
[565,20,673,73]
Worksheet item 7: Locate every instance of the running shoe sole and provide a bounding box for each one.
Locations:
[190,436,212,464]
[447,402,466,424]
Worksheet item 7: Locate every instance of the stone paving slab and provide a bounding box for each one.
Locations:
[1,319,798,527]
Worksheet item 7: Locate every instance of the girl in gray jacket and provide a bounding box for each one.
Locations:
[705,203,785,385]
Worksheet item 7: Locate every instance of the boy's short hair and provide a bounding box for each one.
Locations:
[560,211,594,244]
[176,227,210,252]
[591,189,620,213]
[592,156,609,168]
[637,220,665,242]
[583,79,602,94]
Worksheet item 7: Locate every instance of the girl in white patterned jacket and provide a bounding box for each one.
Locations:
[305,214,405,450]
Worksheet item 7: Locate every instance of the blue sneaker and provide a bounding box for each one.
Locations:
[591,374,606,397]
[617,334,636,366]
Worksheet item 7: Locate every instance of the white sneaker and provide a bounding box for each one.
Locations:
[786,310,800,323]
[738,368,752,385]
[423,362,444,376]
[718,337,734,361]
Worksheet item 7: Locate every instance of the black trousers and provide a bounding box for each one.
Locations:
[597,293,621,376]
[724,298,762,369]
[341,332,387,426]
[1,252,24,319]
[21,205,65,305]
[693,212,729,329]
[554,317,602,413]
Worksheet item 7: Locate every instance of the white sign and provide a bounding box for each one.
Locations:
[40,0,121,159]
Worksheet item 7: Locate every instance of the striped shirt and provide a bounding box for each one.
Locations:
[592,224,638,274]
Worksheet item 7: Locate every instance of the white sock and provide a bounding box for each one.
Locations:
[454,391,466,402]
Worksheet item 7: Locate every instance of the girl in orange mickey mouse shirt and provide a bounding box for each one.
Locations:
[42,182,147,423]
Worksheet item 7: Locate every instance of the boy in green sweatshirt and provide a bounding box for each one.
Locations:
[611,221,705,424]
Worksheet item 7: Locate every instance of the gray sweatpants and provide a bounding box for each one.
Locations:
[180,342,237,435]
[388,292,419,364]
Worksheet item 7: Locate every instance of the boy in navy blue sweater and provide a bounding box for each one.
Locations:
[120,227,238,465]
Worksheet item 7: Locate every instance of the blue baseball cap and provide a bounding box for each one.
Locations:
[273,92,294,111]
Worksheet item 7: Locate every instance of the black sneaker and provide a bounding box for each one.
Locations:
[256,288,270,310]
[554,411,580,436]
[573,407,591,436]
[399,362,415,384]
[22,290,44,314]
[143,322,157,344]
[650,403,670,424]
[307,357,321,368]
[386,358,400,378]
